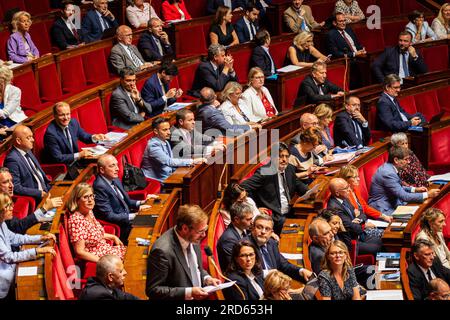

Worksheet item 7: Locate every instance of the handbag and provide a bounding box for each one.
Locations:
[122,155,147,192]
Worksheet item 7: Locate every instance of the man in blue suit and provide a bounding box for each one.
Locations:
[137,18,174,62]
[196,87,257,138]
[93,154,156,243]
[206,0,247,15]
[372,31,428,83]
[43,102,106,165]
[141,117,206,183]
[141,62,183,117]
[376,74,424,132]
[368,146,440,215]
[81,0,119,43]
[4,125,51,203]
[217,202,254,272]
[250,29,276,76]
[234,4,260,43]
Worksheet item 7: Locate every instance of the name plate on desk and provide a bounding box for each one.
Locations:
[132,215,158,227]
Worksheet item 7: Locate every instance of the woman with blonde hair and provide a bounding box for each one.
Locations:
[219,81,259,125]
[0,66,27,134]
[262,270,300,300]
[284,31,328,67]
[241,67,278,122]
[7,11,40,63]
[313,104,334,150]
[0,192,56,299]
[432,3,450,39]
[67,183,126,263]
[415,208,450,269]
[210,5,239,47]
[318,240,361,300]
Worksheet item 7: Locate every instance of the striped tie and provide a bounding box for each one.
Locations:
[128,46,143,68]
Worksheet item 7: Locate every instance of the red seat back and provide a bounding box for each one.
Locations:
[185,0,207,18]
[309,1,335,22]
[376,0,400,16]
[177,26,208,58]
[430,126,450,166]
[285,73,306,109]
[327,65,347,91]
[436,86,450,114]
[52,245,76,300]
[24,0,52,15]
[361,151,388,189]
[38,62,63,102]
[239,157,270,183]
[0,0,26,13]
[353,26,385,53]
[231,48,252,84]
[12,69,42,111]
[358,167,369,201]
[32,121,51,162]
[270,40,292,71]
[82,48,111,86]
[59,56,87,94]
[382,20,407,47]
[0,29,10,61]
[73,98,108,143]
[413,90,440,122]
[421,45,449,72]
[398,95,417,115]
[178,61,200,92]
[434,195,450,240]
[28,21,52,55]
[411,224,421,245]
[358,0,376,11]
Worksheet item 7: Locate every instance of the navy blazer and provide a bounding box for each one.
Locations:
[333,110,371,148]
[296,74,342,105]
[407,259,450,300]
[93,175,138,226]
[327,196,367,239]
[234,17,259,43]
[79,277,139,300]
[4,148,50,202]
[371,46,428,83]
[137,31,174,62]
[223,271,264,300]
[326,27,363,58]
[190,60,238,97]
[43,119,93,164]
[250,45,275,76]
[206,0,247,15]
[217,225,244,272]
[6,214,38,235]
[376,92,414,132]
[81,9,118,43]
[51,17,82,50]
[141,73,176,117]
[196,104,250,137]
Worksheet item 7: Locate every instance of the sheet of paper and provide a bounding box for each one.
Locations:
[281,253,303,260]
[428,173,450,182]
[390,222,407,227]
[298,184,320,201]
[323,152,356,166]
[377,260,399,272]
[203,281,236,293]
[18,266,38,277]
[82,145,109,156]
[392,206,419,216]
[166,102,192,111]
[365,290,403,300]
[276,65,303,73]
[367,219,389,228]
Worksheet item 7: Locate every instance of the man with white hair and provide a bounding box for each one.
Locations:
[81,0,119,43]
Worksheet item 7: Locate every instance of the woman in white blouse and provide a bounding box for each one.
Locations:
[219,81,259,125]
[126,0,161,29]
[406,10,437,43]
[241,67,278,122]
[431,3,450,40]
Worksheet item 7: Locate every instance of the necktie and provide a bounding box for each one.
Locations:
[318,84,324,95]
[280,172,291,203]
[249,22,256,40]
[260,245,272,269]
[352,119,363,146]
[99,16,108,32]
[394,99,409,122]
[64,127,74,153]
[111,181,129,210]
[401,52,410,77]
[186,245,201,287]
[128,46,143,68]
[24,153,47,192]
[342,199,355,219]
[69,20,80,41]
[426,269,433,282]
[341,31,355,53]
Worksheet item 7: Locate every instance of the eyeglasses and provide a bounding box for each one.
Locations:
[81,194,95,200]
[329,251,345,257]
[238,252,256,259]
[255,224,273,232]
[190,226,208,235]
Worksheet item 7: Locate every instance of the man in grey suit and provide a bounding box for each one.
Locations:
[109,67,153,130]
[146,204,221,300]
[368,146,440,215]
[109,25,154,75]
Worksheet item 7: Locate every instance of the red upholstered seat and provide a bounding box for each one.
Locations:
[436,86,450,114]
[309,1,335,22]
[0,0,26,13]
[270,40,292,71]
[185,0,207,18]
[12,196,30,219]
[401,0,428,12]
[231,48,252,83]
[285,74,306,109]
[421,45,449,72]
[151,0,163,17]
[73,98,108,149]
[178,61,201,92]
[177,26,208,58]
[353,26,385,53]
[397,95,417,115]
[28,21,52,55]
[429,126,450,174]
[0,29,10,61]
[382,20,408,47]
[358,168,369,201]
[351,239,375,266]
[357,0,376,12]
[434,195,450,243]
[413,90,440,122]
[24,0,52,15]
[12,69,46,113]
[82,48,112,86]
[59,56,88,94]
[52,246,76,300]
[376,0,400,16]
[361,151,388,190]
[239,157,270,182]
[38,62,65,102]
[327,65,347,91]
[411,224,421,246]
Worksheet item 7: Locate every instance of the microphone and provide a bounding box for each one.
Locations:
[204,246,246,300]
[342,48,349,101]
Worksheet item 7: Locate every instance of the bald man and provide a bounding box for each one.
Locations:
[4,125,51,203]
[427,278,450,300]
[308,217,333,274]
[109,25,154,75]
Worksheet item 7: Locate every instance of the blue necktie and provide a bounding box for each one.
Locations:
[260,245,272,269]
[402,52,410,77]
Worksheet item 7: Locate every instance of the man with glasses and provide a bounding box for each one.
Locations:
[93,154,156,243]
[110,67,153,130]
[109,25,154,75]
[245,214,313,282]
[376,74,426,132]
[146,204,221,300]
[369,146,440,216]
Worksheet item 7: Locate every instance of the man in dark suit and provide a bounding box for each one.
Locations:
[190,44,238,98]
[372,31,428,83]
[296,61,344,105]
[308,217,333,275]
[217,202,254,272]
[141,62,182,117]
[93,154,154,243]
[407,239,450,300]
[146,204,221,300]
[79,255,139,300]
[81,0,119,43]
[250,29,276,76]
[137,18,174,62]
[245,214,312,281]
[327,178,383,256]
[51,2,83,50]
[43,102,106,165]
[234,4,260,43]
[376,74,424,132]
[206,0,247,15]
[5,125,51,203]
[333,95,371,148]
[241,143,310,235]
[110,67,153,130]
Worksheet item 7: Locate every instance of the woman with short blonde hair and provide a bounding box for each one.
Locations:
[7,11,39,63]
[0,66,27,134]
[219,81,258,125]
[432,3,450,39]
[285,31,328,67]
[262,270,295,300]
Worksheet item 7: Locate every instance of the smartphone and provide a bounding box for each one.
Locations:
[38,240,50,248]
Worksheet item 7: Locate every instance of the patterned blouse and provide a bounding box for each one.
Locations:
[335,0,365,23]
[318,267,359,300]
[399,152,430,188]
[261,91,276,117]
[68,211,126,259]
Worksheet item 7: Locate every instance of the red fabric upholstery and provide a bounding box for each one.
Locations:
[177,61,201,92]
[411,224,421,246]
[309,1,335,22]
[97,219,121,238]
[358,167,369,202]
[0,29,10,61]
[350,239,375,266]
[376,0,400,16]
[177,26,208,58]
[397,95,417,115]
[82,48,112,86]
[413,90,440,122]
[32,121,51,162]
[357,0,376,12]
[12,196,30,219]
[429,126,450,173]
[239,157,270,182]
[436,86,450,114]
[270,40,292,70]
[185,0,207,18]
[231,48,252,83]
[434,194,450,241]
[59,56,88,94]
[0,0,26,13]
[353,26,385,53]
[28,21,52,55]
[12,69,42,112]
[361,151,388,190]
[284,74,306,109]
[327,65,347,91]
[401,0,428,12]
[52,246,76,300]
[73,98,108,149]
[421,45,449,72]
[24,0,52,15]
[38,62,64,102]
[382,20,408,47]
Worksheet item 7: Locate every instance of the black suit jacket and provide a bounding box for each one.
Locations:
[309,242,325,275]
[137,30,174,62]
[51,17,82,50]
[146,228,209,300]
[234,17,259,43]
[79,277,140,300]
[326,26,363,58]
[190,60,238,97]
[6,214,38,235]
[217,225,243,272]
[296,74,342,105]
[223,271,264,300]
[250,45,275,76]
[333,110,371,148]
[372,46,428,83]
[327,196,367,239]
[407,259,450,300]
[376,92,414,132]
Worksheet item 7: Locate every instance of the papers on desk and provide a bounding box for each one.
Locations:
[276,65,303,73]
[367,219,389,228]
[323,152,356,166]
[298,184,320,201]
[366,290,403,300]
[390,222,407,228]
[377,260,399,272]
[281,253,303,260]
[82,145,109,156]
[203,281,236,293]
[392,205,419,219]
[428,173,450,182]
[166,102,192,111]
[18,266,38,277]
[100,132,128,148]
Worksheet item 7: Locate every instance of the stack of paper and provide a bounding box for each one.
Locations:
[428,173,450,184]
[392,206,419,220]
[101,132,128,148]
[323,152,356,166]
[365,290,403,300]
[276,65,303,73]
[367,219,389,228]
[82,145,109,156]
[166,102,192,111]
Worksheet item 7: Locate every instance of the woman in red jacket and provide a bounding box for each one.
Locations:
[162,0,192,21]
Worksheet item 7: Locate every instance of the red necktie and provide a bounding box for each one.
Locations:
[341,31,355,52]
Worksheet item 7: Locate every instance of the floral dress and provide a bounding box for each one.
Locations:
[261,92,276,117]
[68,211,126,259]
[399,152,430,187]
